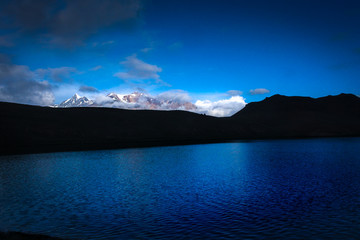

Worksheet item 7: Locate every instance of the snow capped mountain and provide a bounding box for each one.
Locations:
[107,92,150,104]
[57,93,94,108]
[55,92,197,111]
[107,93,123,102]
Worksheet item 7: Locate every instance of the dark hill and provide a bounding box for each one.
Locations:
[1,93,359,155]
[232,93,360,138]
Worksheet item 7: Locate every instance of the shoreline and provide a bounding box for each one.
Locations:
[0,232,65,240]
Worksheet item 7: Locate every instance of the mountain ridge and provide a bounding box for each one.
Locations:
[1,93,359,155]
[54,92,197,112]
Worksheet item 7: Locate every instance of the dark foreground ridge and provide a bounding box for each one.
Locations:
[0,232,65,240]
[1,93,359,155]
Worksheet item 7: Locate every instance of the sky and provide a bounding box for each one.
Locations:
[0,0,359,115]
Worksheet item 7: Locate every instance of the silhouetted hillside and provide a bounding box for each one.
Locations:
[1,94,359,155]
[0,232,65,240]
[232,93,360,138]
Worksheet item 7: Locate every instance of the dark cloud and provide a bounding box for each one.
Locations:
[1,0,142,47]
[3,0,57,30]
[0,61,54,105]
[227,90,243,96]
[0,53,11,63]
[249,88,270,95]
[79,85,99,93]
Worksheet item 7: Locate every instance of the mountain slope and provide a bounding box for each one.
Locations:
[232,93,360,137]
[55,92,197,111]
[58,93,94,107]
[0,93,359,155]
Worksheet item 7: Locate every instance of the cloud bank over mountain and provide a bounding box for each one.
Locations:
[56,91,247,117]
[194,96,246,117]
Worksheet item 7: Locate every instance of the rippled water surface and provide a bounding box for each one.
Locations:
[1,138,360,239]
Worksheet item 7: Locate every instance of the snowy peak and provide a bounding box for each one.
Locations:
[122,92,144,103]
[55,92,196,111]
[74,93,81,100]
[107,93,123,102]
[107,92,146,103]
[58,94,94,108]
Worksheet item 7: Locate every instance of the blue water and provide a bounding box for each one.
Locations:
[1,138,360,239]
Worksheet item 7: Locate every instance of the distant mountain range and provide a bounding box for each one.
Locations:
[1,93,359,155]
[55,92,197,111]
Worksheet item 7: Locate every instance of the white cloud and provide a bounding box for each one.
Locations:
[157,90,191,103]
[250,88,270,95]
[114,54,169,86]
[90,90,247,117]
[51,86,250,117]
[194,96,246,117]
[90,65,102,71]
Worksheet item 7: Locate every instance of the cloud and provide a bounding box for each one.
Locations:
[157,90,191,103]
[90,65,103,71]
[92,41,115,48]
[90,90,195,111]
[114,54,169,86]
[250,88,270,95]
[227,90,243,96]
[194,96,246,117]
[100,40,115,46]
[3,0,56,30]
[1,0,142,47]
[140,47,153,53]
[36,67,78,82]
[54,88,248,117]
[0,62,54,105]
[79,85,99,93]
[0,54,11,63]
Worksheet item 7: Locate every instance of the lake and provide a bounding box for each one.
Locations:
[1,138,360,239]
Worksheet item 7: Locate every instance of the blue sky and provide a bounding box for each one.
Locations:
[0,0,359,108]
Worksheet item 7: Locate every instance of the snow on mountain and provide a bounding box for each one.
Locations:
[55,92,197,111]
[107,93,124,102]
[58,93,94,108]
